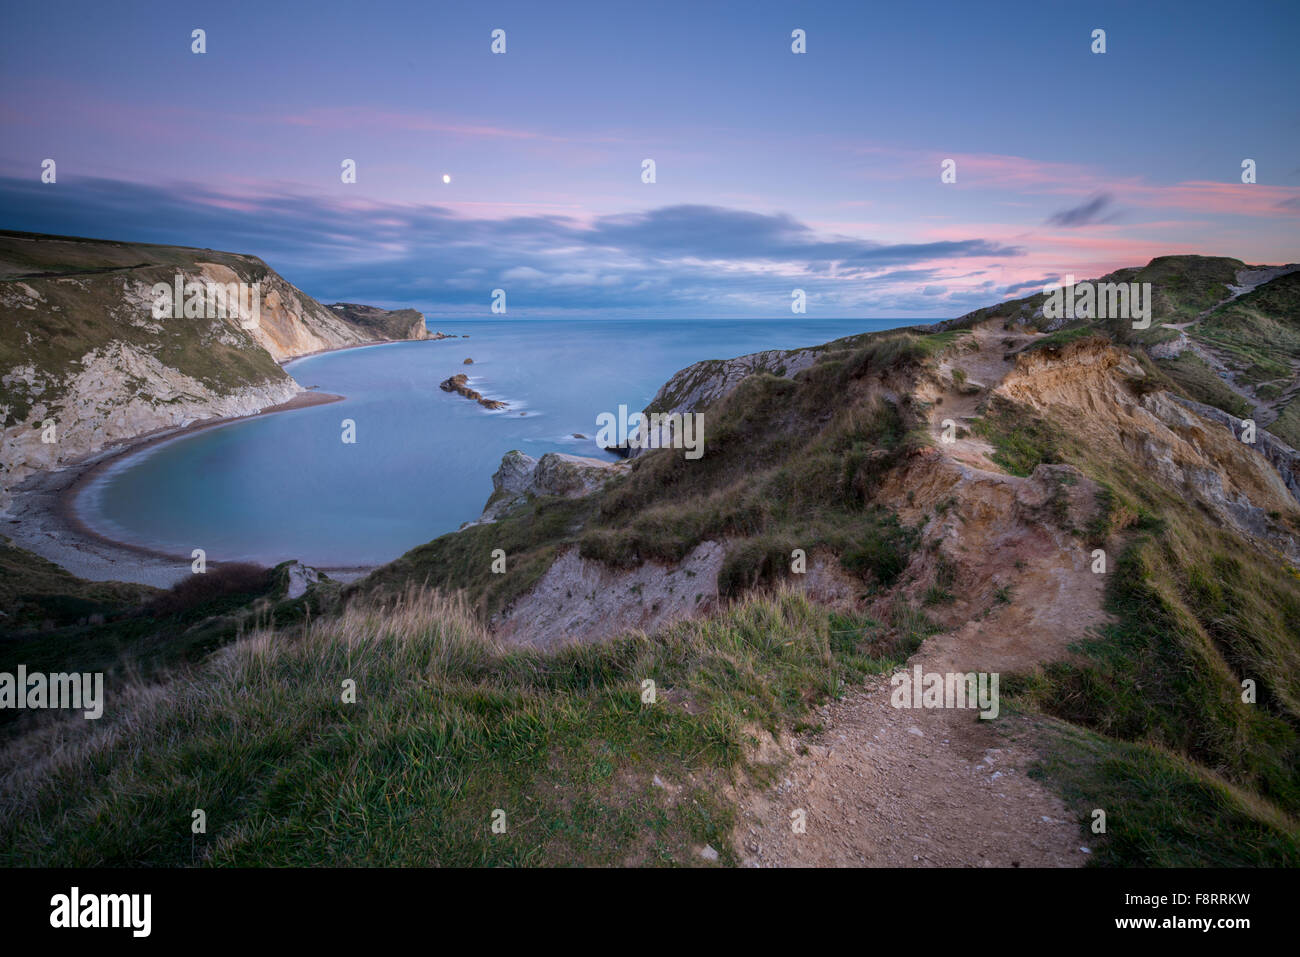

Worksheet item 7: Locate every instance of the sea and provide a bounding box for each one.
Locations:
[77,318,920,567]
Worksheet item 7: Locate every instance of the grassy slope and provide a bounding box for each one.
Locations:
[958,256,1296,439]
[0,232,288,426]
[0,555,344,739]
[0,230,263,279]
[0,534,156,632]
[1192,271,1300,388]
[1029,261,1300,438]
[1156,351,1254,418]
[324,302,426,340]
[1126,255,1244,325]
[357,496,595,622]
[1268,399,1300,449]
[949,254,1244,343]
[1047,256,1242,348]
[0,328,954,866]
[0,283,283,428]
[920,278,1300,863]
[0,587,931,866]
[972,383,1300,865]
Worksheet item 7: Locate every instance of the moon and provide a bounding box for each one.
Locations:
[442,174,451,184]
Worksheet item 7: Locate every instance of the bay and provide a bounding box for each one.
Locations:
[79,318,918,567]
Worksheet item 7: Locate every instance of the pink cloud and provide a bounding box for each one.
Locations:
[1122,180,1300,218]
[844,143,1098,190]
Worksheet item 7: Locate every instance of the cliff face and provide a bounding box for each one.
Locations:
[993,337,1300,561]
[325,302,430,344]
[0,231,429,501]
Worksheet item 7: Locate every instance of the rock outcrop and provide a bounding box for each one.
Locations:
[492,541,725,648]
[283,561,323,600]
[325,302,430,344]
[607,345,825,458]
[471,450,623,524]
[480,304,1300,655]
[1170,395,1300,507]
[642,346,822,420]
[439,373,507,410]
[995,337,1300,562]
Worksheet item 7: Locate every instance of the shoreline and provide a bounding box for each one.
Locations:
[6,332,461,586]
[6,389,371,589]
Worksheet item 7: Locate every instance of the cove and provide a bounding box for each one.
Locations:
[77,318,911,569]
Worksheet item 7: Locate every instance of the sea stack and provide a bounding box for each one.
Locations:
[439,373,506,410]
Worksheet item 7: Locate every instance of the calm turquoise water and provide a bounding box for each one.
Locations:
[79,318,917,566]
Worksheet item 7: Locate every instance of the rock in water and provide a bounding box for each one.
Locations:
[439,373,506,410]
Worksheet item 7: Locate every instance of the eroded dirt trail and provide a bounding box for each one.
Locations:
[735,567,1102,867]
[925,323,1031,470]
[733,321,1106,867]
[735,675,1086,867]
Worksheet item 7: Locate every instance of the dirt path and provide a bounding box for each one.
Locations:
[928,323,1033,471]
[735,675,1087,867]
[734,560,1101,868]
[1161,265,1300,426]
[733,320,1105,867]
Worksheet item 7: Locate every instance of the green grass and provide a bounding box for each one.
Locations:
[971,394,1063,476]
[1190,272,1300,387]
[964,336,1300,867]
[352,495,594,619]
[0,552,340,736]
[0,322,957,867]
[1268,395,1300,449]
[946,255,1245,341]
[7,266,1300,869]
[1022,324,1112,354]
[1156,352,1253,418]
[0,257,285,427]
[1025,719,1299,866]
[0,230,419,429]
[1004,487,1300,864]
[0,587,926,867]
[0,535,156,632]
[1129,255,1243,325]
[580,376,917,589]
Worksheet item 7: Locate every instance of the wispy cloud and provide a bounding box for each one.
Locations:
[0,176,1024,317]
[1046,193,1117,227]
[1002,276,1058,296]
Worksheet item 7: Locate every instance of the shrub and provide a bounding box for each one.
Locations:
[146,562,273,618]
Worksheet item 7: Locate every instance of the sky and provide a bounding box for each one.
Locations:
[1,0,1298,318]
